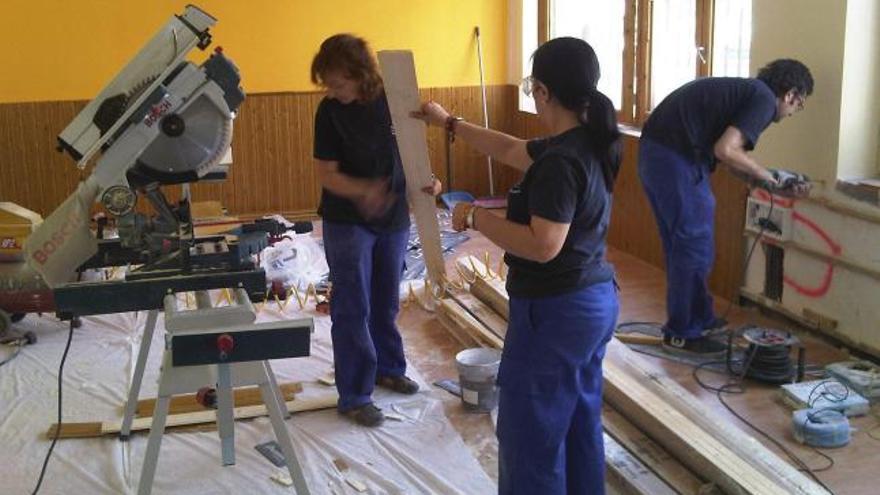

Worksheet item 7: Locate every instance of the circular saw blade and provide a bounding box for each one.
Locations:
[137,95,233,178]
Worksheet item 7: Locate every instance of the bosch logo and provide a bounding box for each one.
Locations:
[31,208,87,265]
[144,99,173,127]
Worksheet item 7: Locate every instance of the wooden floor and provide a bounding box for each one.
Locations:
[396,230,880,495]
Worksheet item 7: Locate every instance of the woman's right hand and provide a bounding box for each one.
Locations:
[410,101,450,128]
[356,178,394,219]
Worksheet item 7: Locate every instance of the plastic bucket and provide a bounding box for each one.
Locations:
[455,347,501,413]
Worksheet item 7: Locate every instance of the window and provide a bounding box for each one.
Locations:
[520,0,752,124]
[649,0,697,108]
[712,0,752,77]
[550,0,625,110]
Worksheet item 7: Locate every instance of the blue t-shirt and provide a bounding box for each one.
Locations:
[642,77,777,169]
[504,127,615,298]
[313,93,409,232]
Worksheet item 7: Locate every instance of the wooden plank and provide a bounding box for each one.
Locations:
[614,332,662,346]
[135,382,303,417]
[604,433,678,495]
[449,291,507,339]
[439,298,503,349]
[437,309,482,348]
[603,359,792,495]
[48,394,338,439]
[604,339,830,495]
[377,51,446,285]
[604,405,713,495]
[455,255,509,319]
[471,277,509,320]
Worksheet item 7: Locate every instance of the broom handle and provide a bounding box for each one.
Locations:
[475,26,494,196]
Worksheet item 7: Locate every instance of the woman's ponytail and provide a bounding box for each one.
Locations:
[579,90,621,192]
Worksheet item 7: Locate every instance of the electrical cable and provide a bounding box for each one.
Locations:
[693,362,837,493]
[688,187,840,494]
[717,191,775,328]
[31,319,75,495]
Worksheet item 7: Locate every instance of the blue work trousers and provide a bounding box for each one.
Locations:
[497,280,618,495]
[322,221,409,411]
[637,138,717,338]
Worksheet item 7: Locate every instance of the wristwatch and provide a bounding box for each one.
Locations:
[445,116,464,142]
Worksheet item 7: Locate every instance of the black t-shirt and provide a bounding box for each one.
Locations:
[504,127,615,298]
[313,94,409,232]
[642,77,777,170]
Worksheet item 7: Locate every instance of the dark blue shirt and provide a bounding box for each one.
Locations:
[313,94,409,232]
[504,127,615,298]
[642,77,777,170]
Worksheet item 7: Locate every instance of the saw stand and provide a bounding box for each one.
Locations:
[118,288,313,495]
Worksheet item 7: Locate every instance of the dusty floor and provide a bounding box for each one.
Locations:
[397,230,880,494]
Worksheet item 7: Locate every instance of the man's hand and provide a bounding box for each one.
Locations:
[769,169,812,198]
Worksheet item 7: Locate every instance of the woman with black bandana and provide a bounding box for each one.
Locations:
[414,37,621,494]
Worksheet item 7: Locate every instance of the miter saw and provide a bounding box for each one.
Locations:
[23,5,268,317]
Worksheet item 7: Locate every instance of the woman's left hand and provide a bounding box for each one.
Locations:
[410,101,450,128]
[420,176,442,196]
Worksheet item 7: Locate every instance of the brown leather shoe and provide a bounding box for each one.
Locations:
[376,375,419,395]
[342,403,385,427]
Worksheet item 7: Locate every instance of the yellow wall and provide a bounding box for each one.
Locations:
[750,0,846,187]
[1,0,508,103]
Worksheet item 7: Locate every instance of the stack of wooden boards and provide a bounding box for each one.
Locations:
[440,255,830,495]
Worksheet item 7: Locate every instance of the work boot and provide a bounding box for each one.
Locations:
[376,374,420,395]
[342,403,385,427]
[662,334,727,355]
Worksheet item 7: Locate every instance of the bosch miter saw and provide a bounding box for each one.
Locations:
[24,5,267,316]
[22,7,313,494]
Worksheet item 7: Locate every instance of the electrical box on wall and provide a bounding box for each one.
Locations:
[745,196,793,241]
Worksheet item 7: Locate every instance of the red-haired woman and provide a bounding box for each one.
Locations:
[311,34,439,427]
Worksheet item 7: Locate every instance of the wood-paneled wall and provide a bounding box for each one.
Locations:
[0,84,747,299]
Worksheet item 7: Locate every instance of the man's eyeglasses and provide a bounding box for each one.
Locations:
[793,91,806,110]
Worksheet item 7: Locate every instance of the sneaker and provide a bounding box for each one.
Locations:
[342,403,385,427]
[376,375,420,395]
[662,334,727,355]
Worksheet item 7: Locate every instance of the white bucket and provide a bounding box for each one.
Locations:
[455,347,501,413]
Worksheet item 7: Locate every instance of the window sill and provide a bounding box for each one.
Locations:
[835,177,880,208]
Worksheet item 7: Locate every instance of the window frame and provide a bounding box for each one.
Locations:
[535,0,719,125]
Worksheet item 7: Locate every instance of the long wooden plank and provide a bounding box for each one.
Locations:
[135,382,303,417]
[449,291,507,339]
[605,340,829,495]
[603,405,713,495]
[455,255,509,319]
[604,433,678,495]
[48,394,338,439]
[439,298,503,349]
[603,356,816,495]
[377,50,446,285]
[436,309,482,348]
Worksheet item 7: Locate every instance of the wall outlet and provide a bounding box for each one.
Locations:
[745,196,793,241]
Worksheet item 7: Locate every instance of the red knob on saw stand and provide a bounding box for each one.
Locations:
[217,333,234,360]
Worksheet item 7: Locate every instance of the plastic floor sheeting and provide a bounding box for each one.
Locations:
[0,300,495,494]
